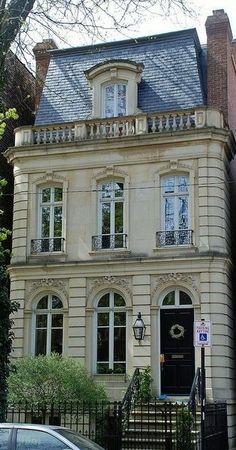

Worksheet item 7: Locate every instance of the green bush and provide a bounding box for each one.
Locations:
[137,366,153,402]
[175,407,194,450]
[8,353,107,405]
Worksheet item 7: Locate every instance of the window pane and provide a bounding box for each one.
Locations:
[97,328,109,361]
[37,296,48,309]
[117,84,126,116]
[52,314,63,328]
[164,177,174,193]
[0,429,10,449]
[36,315,47,328]
[114,293,125,307]
[114,327,126,361]
[178,175,188,193]
[101,182,113,198]
[35,329,47,355]
[115,202,123,234]
[54,187,63,202]
[178,197,188,229]
[165,198,174,230]
[105,85,114,117]
[163,291,175,306]
[180,291,192,305]
[42,188,51,203]
[41,206,50,237]
[113,363,126,374]
[114,312,126,326]
[102,203,111,234]
[97,363,109,374]
[51,329,63,354]
[114,182,123,197]
[98,294,110,307]
[52,296,63,309]
[54,207,62,237]
[16,429,66,450]
[98,312,109,326]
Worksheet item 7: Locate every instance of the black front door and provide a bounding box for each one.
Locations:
[160,308,194,395]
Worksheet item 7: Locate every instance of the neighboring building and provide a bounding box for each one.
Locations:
[5,9,236,446]
[0,52,34,235]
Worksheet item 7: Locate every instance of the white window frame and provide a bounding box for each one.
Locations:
[102,82,127,118]
[161,174,189,231]
[95,292,127,374]
[97,180,125,248]
[37,185,64,252]
[161,289,193,309]
[32,294,64,355]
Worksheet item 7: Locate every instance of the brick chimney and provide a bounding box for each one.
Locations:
[33,39,57,112]
[206,9,236,131]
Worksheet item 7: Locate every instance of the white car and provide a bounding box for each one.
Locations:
[0,423,106,450]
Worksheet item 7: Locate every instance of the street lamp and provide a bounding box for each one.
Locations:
[133,312,146,341]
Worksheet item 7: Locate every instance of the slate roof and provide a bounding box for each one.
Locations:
[35,29,206,126]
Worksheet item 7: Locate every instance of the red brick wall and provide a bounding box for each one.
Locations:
[33,39,57,111]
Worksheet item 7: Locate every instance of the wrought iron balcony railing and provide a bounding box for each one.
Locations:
[31,238,65,254]
[156,230,193,247]
[92,233,127,251]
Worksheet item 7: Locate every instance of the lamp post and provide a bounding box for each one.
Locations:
[133,312,146,341]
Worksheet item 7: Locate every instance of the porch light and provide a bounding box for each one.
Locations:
[133,312,146,341]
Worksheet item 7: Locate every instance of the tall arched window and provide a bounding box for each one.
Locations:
[162,289,192,307]
[96,292,126,374]
[34,294,63,355]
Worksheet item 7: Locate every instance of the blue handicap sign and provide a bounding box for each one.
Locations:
[199,333,207,341]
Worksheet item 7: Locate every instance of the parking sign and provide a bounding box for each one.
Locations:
[194,320,212,347]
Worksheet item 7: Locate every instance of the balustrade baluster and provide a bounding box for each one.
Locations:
[172,114,177,131]
[151,116,156,133]
[159,116,163,132]
[186,114,191,129]
[165,115,170,131]
[179,114,184,130]
[90,124,94,139]
[96,123,100,139]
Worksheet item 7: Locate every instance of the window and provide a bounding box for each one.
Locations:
[16,429,67,450]
[103,83,127,117]
[96,292,126,374]
[0,429,10,449]
[159,174,192,246]
[93,180,126,250]
[162,290,192,307]
[34,294,63,355]
[33,186,64,253]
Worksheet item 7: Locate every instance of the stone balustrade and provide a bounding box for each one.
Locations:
[14,108,224,147]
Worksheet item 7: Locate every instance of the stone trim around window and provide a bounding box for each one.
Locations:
[85,60,144,118]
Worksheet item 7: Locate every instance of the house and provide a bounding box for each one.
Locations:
[5,8,236,448]
[0,52,34,237]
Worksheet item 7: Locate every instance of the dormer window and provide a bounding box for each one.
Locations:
[85,60,143,118]
[104,83,127,117]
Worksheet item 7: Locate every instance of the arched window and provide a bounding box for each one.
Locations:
[96,292,126,374]
[162,289,192,307]
[34,294,63,355]
[103,83,127,117]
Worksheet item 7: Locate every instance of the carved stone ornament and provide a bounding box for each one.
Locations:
[88,276,131,297]
[28,278,68,297]
[151,272,199,298]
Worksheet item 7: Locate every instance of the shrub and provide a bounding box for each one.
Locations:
[175,406,194,450]
[8,353,107,406]
[137,366,153,402]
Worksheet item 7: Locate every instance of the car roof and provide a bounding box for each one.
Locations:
[0,423,67,431]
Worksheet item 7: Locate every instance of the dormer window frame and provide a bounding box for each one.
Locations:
[85,60,144,118]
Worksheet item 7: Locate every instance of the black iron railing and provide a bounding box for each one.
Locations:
[156,229,193,247]
[6,399,229,450]
[92,234,127,251]
[31,238,65,253]
[188,367,201,415]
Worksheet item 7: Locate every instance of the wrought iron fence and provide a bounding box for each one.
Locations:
[205,403,228,450]
[31,237,65,253]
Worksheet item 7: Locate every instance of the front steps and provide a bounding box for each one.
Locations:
[121,401,200,450]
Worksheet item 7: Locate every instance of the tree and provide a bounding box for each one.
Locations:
[0,177,18,422]
[0,0,195,87]
[8,353,108,405]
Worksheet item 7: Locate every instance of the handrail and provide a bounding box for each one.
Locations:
[121,368,140,430]
[188,367,201,415]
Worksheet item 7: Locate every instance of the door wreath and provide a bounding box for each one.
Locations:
[169,323,185,339]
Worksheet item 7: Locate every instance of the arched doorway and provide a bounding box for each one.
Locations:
[160,289,194,395]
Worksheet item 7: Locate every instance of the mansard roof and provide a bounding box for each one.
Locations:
[35,28,206,126]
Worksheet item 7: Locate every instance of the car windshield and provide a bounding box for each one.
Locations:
[57,429,102,450]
